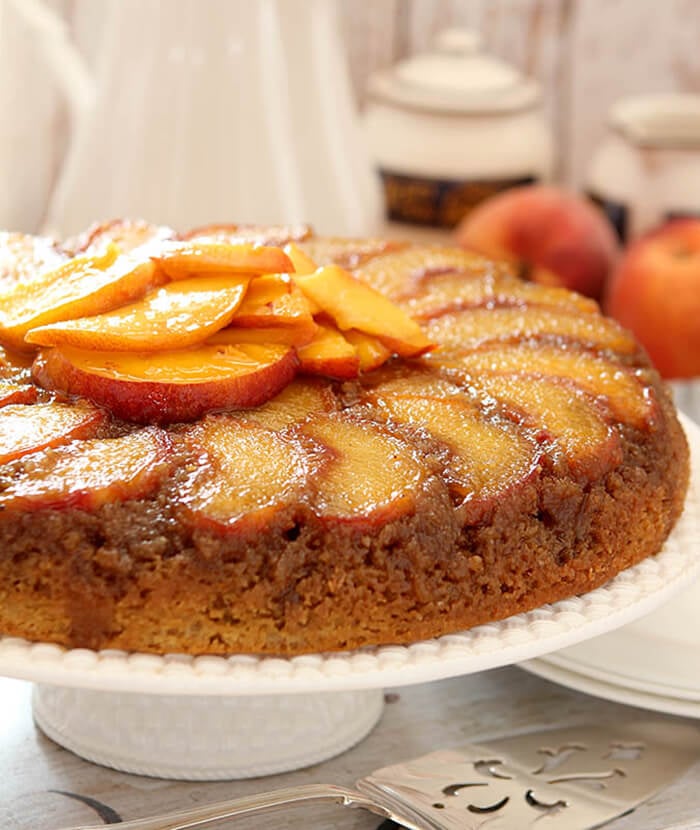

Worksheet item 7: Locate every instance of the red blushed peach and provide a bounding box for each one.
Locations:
[605,219,700,379]
[455,185,619,301]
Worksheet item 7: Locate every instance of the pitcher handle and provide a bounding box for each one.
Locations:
[7,0,94,119]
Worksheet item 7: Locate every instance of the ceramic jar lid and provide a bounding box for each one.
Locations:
[610,94,700,149]
[367,29,540,115]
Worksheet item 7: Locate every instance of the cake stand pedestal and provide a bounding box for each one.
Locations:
[32,685,384,780]
[1,414,699,781]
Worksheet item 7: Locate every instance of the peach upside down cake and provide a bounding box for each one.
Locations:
[0,220,689,655]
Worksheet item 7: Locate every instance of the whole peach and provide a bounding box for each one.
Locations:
[455,185,619,301]
[605,219,700,379]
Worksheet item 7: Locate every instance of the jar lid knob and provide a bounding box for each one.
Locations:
[433,28,482,55]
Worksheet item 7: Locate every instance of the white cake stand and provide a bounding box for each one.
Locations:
[2,414,699,780]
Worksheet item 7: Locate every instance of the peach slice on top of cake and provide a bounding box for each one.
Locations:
[180,417,317,533]
[152,240,293,279]
[33,343,299,425]
[0,243,161,351]
[432,343,658,431]
[295,264,434,358]
[25,274,251,351]
[361,373,541,515]
[423,306,637,355]
[0,427,171,511]
[0,400,106,464]
[295,323,361,380]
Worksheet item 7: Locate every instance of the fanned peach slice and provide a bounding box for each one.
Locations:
[470,373,622,478]
[299,237,408,270]
[423,307,638,355]
[296,323,360,380]
[64,219,175,256]
[0,401,106,465]
[0,427,170,511]
[354,246,495,299]
[295,265,434,357]
[0,231,67,293]
[401,271,599,320]
[0,380,37,407]
[230,278,318,338]
[233,378,338,429]
[343,330,392,372]
[209,323,316,348]
[33,343,298,424]
[26,275,250,351]
[371,393,539,506]
[180,223,312,246]
[438,344,657,430]
[153,241,292,280]
[284,242,319,275]
[0,244,160,351]
[362,367,463,401]
[300,413,428,523]
[180,418,314,531]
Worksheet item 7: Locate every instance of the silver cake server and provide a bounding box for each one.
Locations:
[60,719,700,830]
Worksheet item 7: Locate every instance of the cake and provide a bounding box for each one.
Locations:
[0,220,690,656]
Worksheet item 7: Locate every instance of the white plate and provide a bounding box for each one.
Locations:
[521,572,700,704]
[521,657,700,719]
[1,413,698,697]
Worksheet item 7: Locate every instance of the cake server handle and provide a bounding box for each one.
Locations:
[58,782,431,830]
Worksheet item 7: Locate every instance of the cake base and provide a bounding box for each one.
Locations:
[32,685,384,780]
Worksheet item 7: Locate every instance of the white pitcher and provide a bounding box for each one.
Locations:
[5,0,381,237]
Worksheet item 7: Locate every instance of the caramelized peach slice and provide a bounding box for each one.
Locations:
[437,344,657,430]
[153,241,292,280]
[181,418,315,531]
[470,373,622,478]
[296,323,360,380]
[363,367,463,401]
[0,380,37,407]
[299,237,408,270]
[231,278,318,338]
[180,223,312,246]
[371,393,539,506]
[232,378,338,429]
[0,231,67,293]
[0,401,106,465]
[295,265,434,357]
[343,330,392,372]
[0,345,32,381]
[64,219,175,256]
[26,275,250,351]
[354,246,495,299]
[284,242,319,276]
[209,323,316,348]
[33,343,298,424]
[401,271,599,320]
[0,244,160,351]
[301,413,428,523]
[423,307,638,355]
[0,427,170,510]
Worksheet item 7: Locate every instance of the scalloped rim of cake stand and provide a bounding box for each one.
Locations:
[1,414,699,697]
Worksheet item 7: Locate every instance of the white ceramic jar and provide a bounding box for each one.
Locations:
[586,94,700,242]
[363,30,553,229]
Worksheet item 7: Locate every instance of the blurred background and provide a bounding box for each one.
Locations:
[2,0,700,233]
